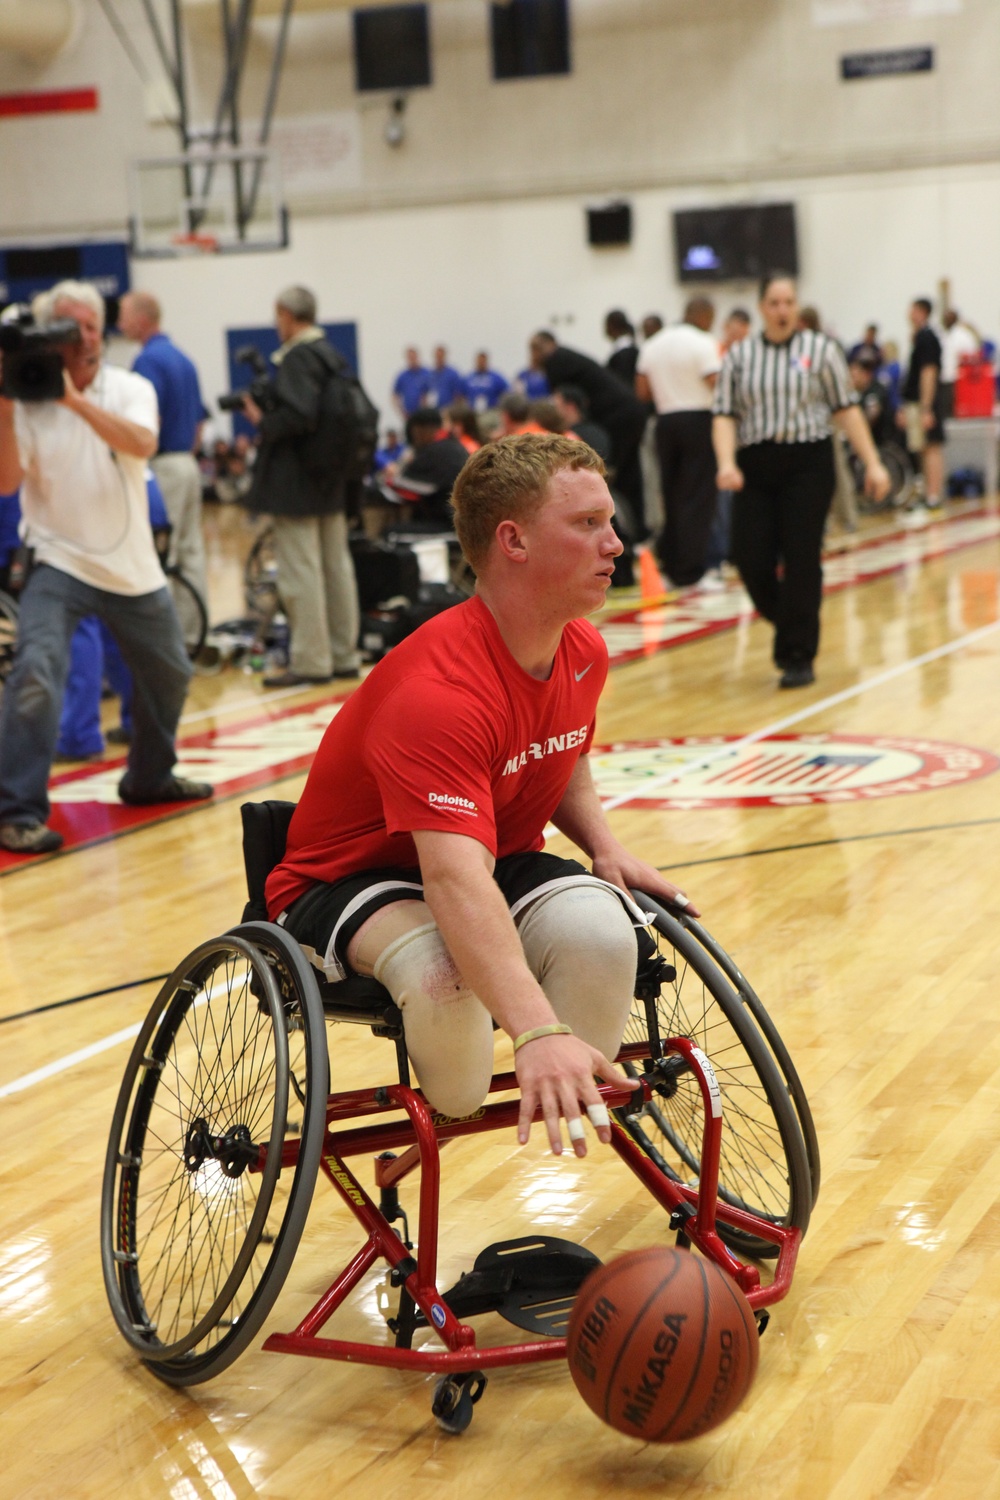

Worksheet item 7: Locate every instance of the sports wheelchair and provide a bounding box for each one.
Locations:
[101,801,818,1432]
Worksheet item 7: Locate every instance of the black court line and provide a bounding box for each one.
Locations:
[11,813,998,1029]
[0,972,170,1026]
[658,815,1000,872]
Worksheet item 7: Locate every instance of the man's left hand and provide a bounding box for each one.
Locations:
[242,395,263,426]
[591,847,700,917]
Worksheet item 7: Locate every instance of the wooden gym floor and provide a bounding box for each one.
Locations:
[2,499,1000,1499]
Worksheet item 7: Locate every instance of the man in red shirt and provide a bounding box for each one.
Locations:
[268,434,695,1157]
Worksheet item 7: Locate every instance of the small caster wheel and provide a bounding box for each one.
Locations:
[431,1371,487,1434]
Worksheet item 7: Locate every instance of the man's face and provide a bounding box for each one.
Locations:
[275,304,296,343]
[117,295,143,342]
[909,303,928,331]
[519,467,622,617]
[434,346,447,368]
[529,335,552,369]
[53,299,102,390]
[849,363,873,393]
[406,347,420,369]
[724,317,750,347]
[475,352,489,372]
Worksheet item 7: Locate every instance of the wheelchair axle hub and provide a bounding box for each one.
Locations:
[184,1118,258,1179]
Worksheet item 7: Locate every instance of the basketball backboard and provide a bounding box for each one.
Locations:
[128,146,288,258]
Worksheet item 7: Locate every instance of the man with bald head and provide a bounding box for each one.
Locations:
[118,291,208,648]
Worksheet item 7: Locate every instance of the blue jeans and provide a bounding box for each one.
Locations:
[0,564,192,825]
[56,615,106,758]
[705,489,733,572]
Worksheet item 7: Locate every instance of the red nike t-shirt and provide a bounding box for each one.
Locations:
[265,595,608,916]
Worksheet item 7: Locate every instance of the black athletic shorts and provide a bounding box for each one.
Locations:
[278,850,636,982]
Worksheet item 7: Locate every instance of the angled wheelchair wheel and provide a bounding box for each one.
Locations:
[101,925,329,1385]
[165,568,209,661]
[619,894,813,1259]
[244,525,281,622]
[680,913,820,1208]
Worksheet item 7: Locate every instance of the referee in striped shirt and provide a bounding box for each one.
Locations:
[713,274,890,688]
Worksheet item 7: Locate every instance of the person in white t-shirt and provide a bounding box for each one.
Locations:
[939,309,981,419]
[0,280,212,855]
[635,297,722,587]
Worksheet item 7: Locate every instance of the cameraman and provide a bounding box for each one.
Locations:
[240,285,361,689]
[0,280,212,855]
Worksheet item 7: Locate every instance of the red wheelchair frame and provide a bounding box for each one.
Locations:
[263,1035,800,1382]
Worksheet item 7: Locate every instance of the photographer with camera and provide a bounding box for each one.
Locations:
[0,280,212,855]
[235,285,364,688]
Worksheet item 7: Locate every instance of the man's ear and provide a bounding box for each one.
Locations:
[495,518,528,563]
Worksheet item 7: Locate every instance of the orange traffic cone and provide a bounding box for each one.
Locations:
[638,547,664,601]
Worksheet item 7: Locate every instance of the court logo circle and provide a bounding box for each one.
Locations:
[591,733,999,808]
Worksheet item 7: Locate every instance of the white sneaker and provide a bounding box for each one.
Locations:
[901,503,929,527]
[695,569,727,593]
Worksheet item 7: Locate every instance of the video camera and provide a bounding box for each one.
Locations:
[0,306,82,402]
[218,344,275,414]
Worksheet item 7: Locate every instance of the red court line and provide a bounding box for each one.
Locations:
[2,507,997,871]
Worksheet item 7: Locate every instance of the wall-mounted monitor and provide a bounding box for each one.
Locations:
[353,5,431,92]
[491,0,570,80]
[672,203,798,282]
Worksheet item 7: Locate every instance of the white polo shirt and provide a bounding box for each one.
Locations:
[637,323,721,414]
[14,363,165,596]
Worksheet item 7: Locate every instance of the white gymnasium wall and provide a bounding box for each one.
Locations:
[134,161,1000,429]
[1,0,999,423]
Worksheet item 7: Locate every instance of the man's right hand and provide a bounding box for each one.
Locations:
[514,1031,639,1158]
[716,463,744,492]
[241,394,263,426]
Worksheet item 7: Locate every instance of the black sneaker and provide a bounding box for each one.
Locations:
[0,821,64,854]
[118,776,214,807]
[105,725,132,745]
[779,665,815,690]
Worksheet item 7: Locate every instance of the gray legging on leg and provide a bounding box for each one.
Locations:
[360,882,638,1118]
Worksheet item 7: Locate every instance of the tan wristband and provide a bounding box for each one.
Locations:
[513,1023,573,1053]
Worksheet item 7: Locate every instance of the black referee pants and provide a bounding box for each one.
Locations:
[731,439,835,669]
[654,410,717,586]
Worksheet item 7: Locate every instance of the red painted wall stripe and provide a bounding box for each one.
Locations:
[0,88,99,118]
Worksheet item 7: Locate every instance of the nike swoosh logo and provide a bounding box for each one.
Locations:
[575,663,594,682]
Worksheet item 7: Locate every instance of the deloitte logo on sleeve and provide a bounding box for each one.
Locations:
[590,733,999,809]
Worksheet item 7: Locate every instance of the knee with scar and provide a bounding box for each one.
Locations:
[373,923,494,1118]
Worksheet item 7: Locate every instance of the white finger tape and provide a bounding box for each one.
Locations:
[673,894,690,909]
[586,1103,610,1129]
[567,1117,586,1142]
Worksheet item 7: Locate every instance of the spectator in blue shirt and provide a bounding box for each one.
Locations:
[0,487,20,590]
[119,292,209,652]
[516,353,551,401]
[427,345,464,409]
[462,351,509,412]
[393,347,431,419]
[375,428,405,471]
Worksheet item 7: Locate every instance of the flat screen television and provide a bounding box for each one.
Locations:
[672,203,798,282]
[353,4,431,92]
